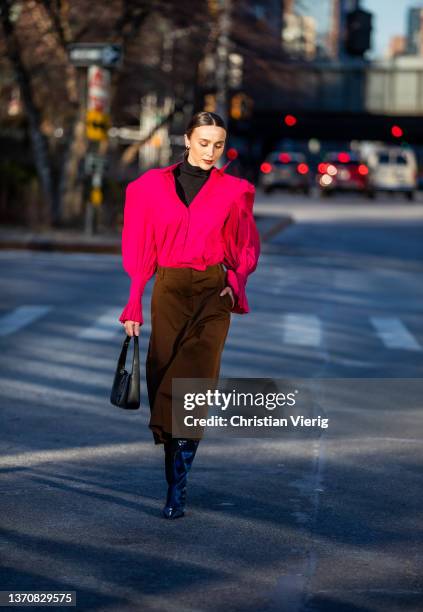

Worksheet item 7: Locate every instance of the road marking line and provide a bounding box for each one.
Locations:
[78,308,122,340]
[283,314,322,347]
[0,305,52,336]
[370,317,422,351]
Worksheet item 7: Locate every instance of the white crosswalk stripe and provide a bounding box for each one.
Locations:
[370,317,422,351]
[77,308,123,340]
[0,305,53,336]
[0,306,421,355]
[282,313,322,347]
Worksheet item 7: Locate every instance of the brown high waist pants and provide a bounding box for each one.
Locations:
[146,263,232,445]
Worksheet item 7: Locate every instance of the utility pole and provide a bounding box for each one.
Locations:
[215,0,232,128]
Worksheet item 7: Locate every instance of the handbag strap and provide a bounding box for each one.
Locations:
[118,334,139,373]
[131,335,140,377]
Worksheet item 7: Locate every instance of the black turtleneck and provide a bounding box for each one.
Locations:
[173,155,213,207]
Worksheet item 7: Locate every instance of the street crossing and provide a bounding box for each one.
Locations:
[77,308,123,341]
[0,305,53,336]
[0,305,420,352]
[370,316,422,351]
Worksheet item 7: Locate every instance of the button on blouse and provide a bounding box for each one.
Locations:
[119,160,261,325]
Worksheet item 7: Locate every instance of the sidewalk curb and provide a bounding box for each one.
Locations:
[0,237,121,254]
[0,214,294,254]
[258,215,294,242]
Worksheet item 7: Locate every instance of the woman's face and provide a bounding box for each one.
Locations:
[184,125,226,170]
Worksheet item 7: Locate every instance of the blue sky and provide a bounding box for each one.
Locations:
[298,0,423,58]
[362,0,421,57]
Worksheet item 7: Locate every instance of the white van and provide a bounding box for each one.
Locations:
[365,146,417,200]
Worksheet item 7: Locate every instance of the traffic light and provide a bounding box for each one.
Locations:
[226,147,238,160]
[284,114,297,127]
[345,8,372,56]
[391,125,403,138]
[229,93,253,120]
[204,94,217,113]
[230,93,242,120]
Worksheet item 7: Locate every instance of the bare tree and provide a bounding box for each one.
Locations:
[1,0,57,221]
[0,0,210,225]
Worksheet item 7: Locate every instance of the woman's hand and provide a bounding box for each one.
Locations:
[123,320,140,337]
[220,286,235,308]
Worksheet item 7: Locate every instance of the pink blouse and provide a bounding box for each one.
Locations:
[119,159,261,325]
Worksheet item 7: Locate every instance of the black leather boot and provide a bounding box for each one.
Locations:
[162,438,200,519]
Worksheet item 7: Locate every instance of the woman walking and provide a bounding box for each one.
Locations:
[119,111,261,519]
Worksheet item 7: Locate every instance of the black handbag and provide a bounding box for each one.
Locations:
[110,334,140,410]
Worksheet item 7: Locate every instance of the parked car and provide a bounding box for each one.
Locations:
[364,146,417,200]
[259,152,311,194]
[317,151,369,197]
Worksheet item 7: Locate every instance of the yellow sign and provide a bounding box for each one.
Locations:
[86,110,110,141]
[90,187,103,206]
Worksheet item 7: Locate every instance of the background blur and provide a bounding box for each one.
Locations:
[2,0,423,233]
[1,3,423,611]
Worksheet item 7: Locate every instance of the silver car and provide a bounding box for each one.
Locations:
[259,152,311,195]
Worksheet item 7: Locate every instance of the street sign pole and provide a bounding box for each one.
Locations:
[83,66,109,235]
[68,44,122,235]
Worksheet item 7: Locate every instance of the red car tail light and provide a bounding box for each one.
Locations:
[338,152,350,163]
[297,163,309,174]
[260,162,273,174]
[279,152,291,163]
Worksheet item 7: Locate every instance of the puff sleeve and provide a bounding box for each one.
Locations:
[118,180,157,325]
[222,180,261,314]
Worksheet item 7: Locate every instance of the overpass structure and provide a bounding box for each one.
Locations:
[256,56,423,115]
[247,56,423,144]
